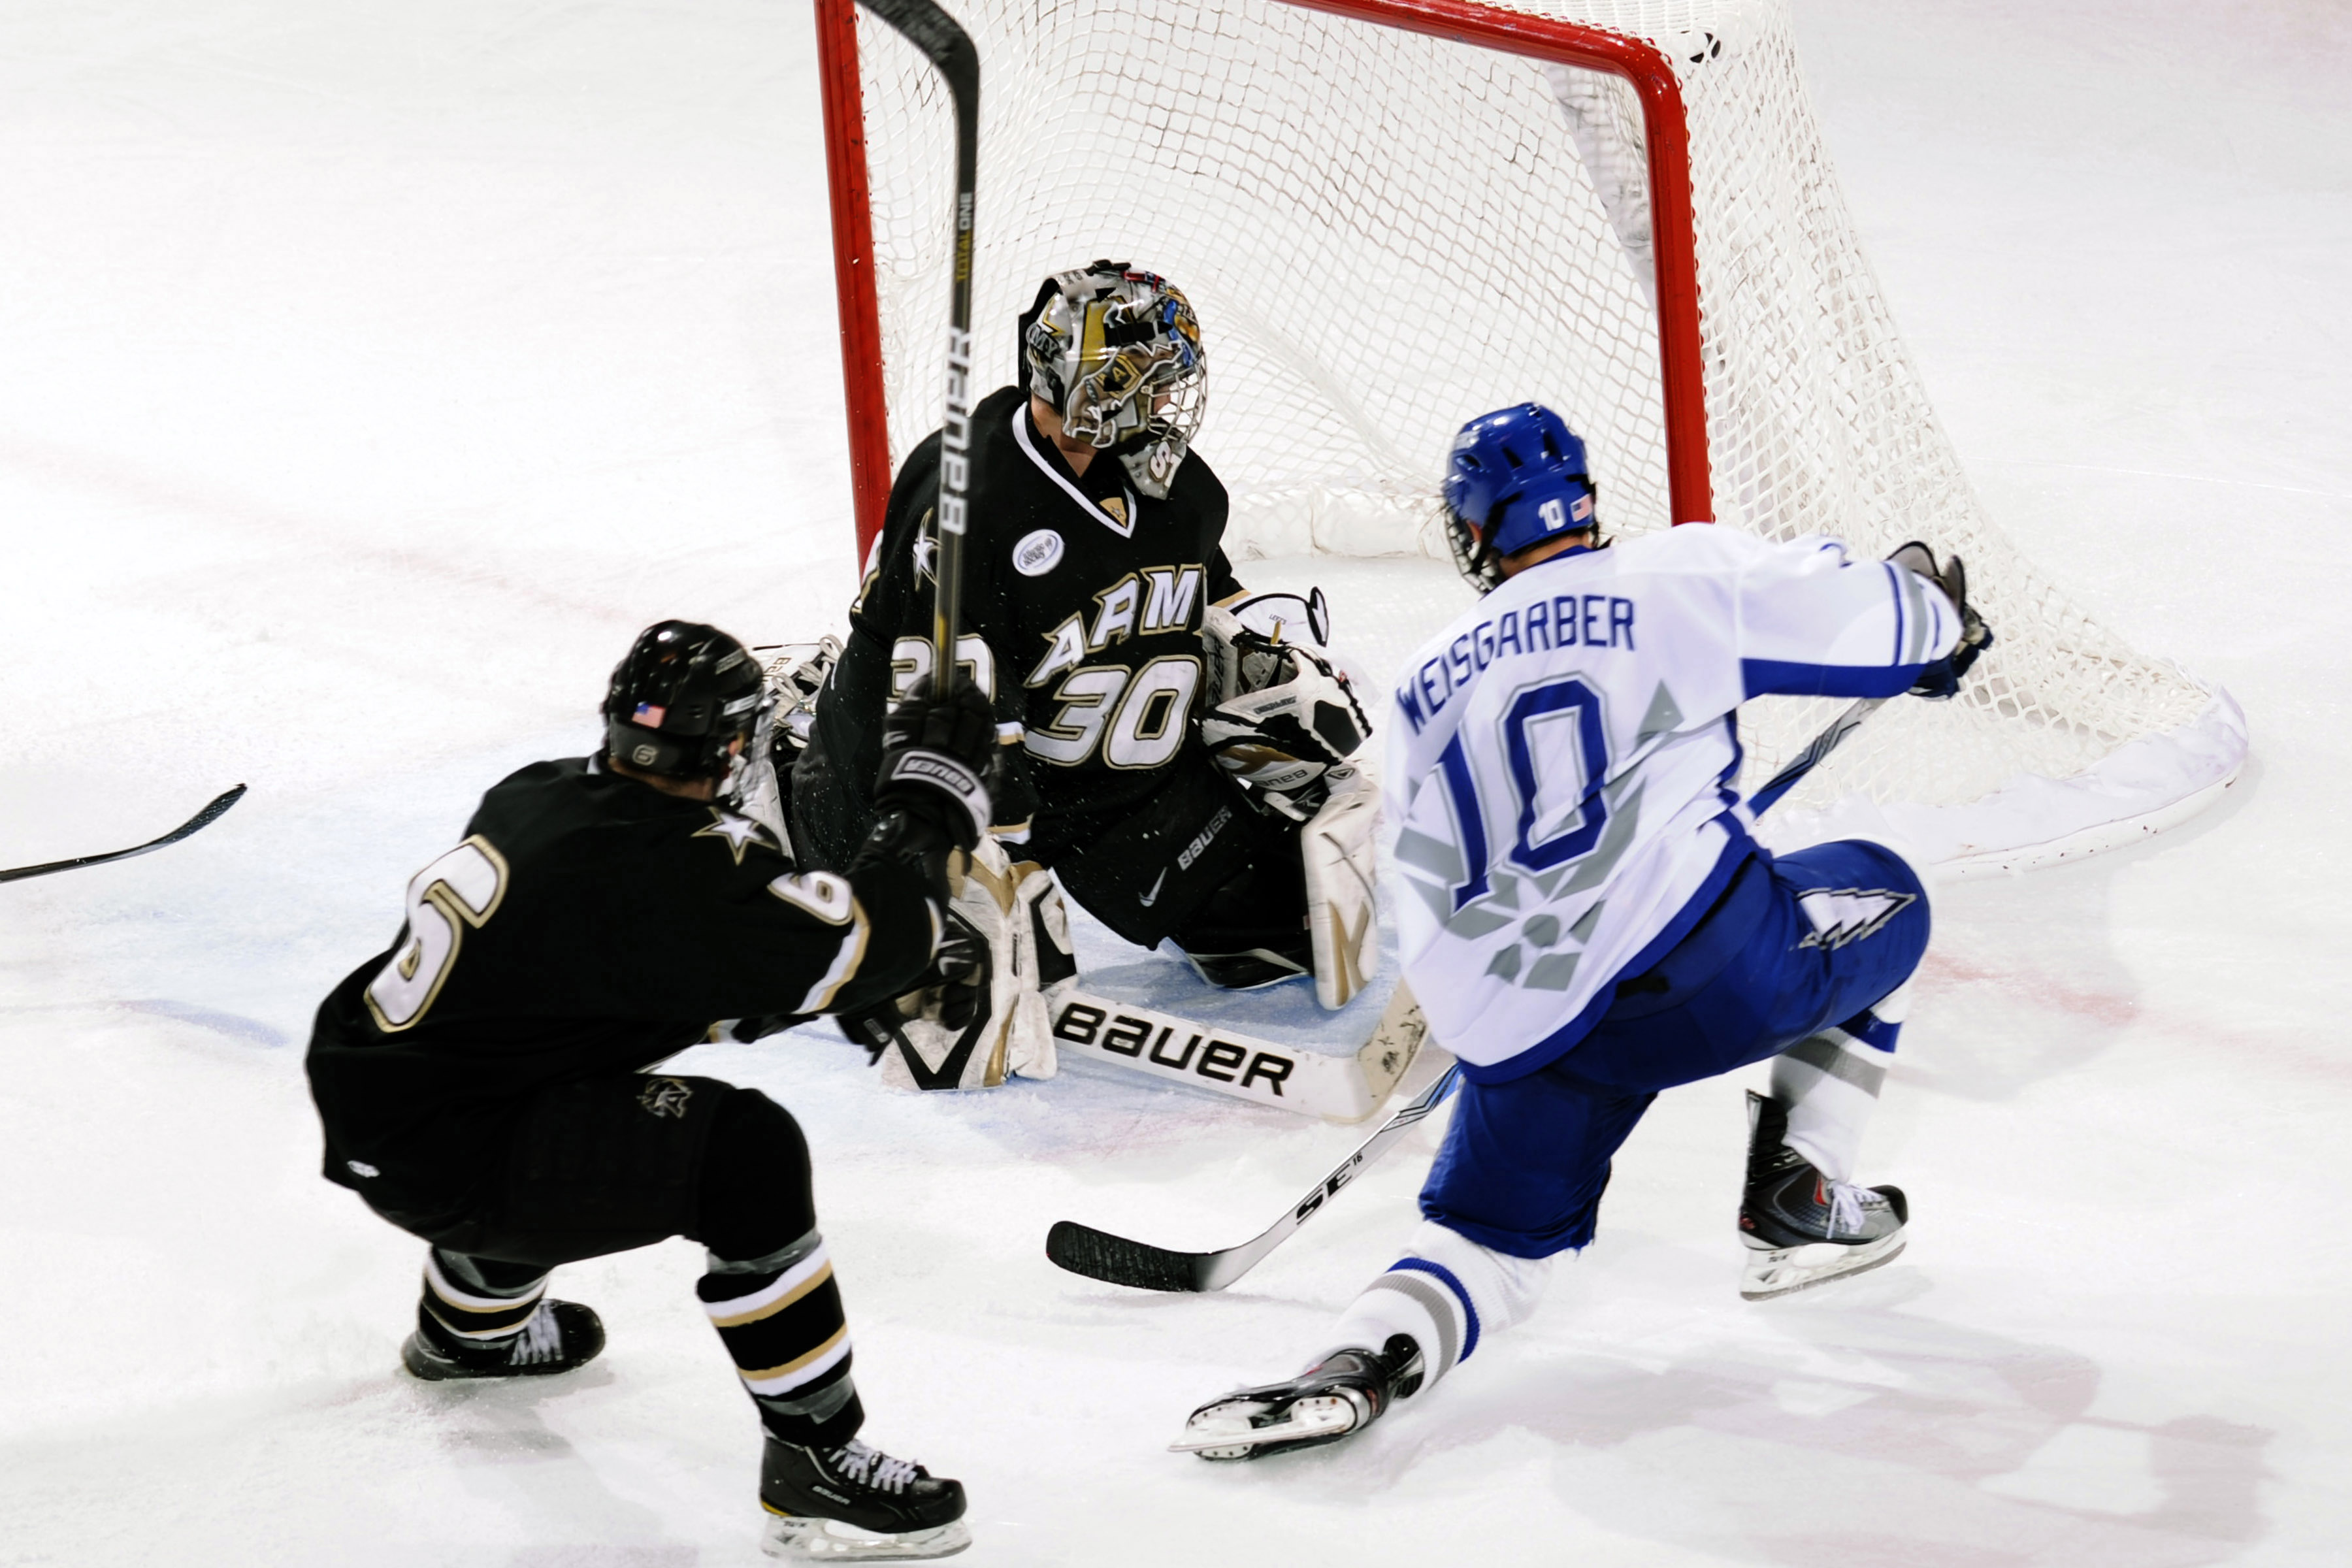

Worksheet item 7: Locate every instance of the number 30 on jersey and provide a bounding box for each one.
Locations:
[364,836,511,1032]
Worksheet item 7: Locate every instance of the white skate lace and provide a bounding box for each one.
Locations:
[830,1439,918,1493]
[508,1306,564,1366]
[1823,1181,1872,1239]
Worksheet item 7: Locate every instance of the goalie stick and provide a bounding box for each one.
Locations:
[0,785,247,885]
[1054,979,1426,1123]
[855,0,979,693]
[1046,691,1895,1292]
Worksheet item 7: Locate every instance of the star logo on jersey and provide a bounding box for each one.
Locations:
[1100,495,1128,529]
[639,1077,694,1119]
[694,809,779,865]
[1795,887,1917,951]
[912,532,937,584]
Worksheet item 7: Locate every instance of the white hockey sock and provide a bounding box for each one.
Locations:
[1311,1220,1552,1390]
[1771,982,1906,1183]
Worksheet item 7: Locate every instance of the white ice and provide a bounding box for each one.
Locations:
[3,2,2347,1563]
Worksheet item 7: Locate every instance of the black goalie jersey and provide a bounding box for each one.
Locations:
[306,758,936,1224]
[805,384,1241,867]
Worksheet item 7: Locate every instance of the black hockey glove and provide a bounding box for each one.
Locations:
[872,677,995,852]
[832,912,990,1066]
[1887,542,1995,700]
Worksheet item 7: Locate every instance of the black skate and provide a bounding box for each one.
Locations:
[759,1435,970,1561]
[1739,1090,1908,1301]
[1171,1334,1424,1461]
[399,1300,606,1381]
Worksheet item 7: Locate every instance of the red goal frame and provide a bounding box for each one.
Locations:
[813,0,1712,557]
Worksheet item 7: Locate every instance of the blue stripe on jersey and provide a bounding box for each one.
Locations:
[1456,819,1754,1086]
[1740,656,1925,701]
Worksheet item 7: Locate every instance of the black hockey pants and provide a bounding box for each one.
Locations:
[380,1074,863,1445]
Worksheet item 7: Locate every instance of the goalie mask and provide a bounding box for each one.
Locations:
[1441,403,1601,591]
[1019,260,1206,499]
[602,620,770,792]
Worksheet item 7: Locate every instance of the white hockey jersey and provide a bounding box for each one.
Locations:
[1387,524,1959,1083]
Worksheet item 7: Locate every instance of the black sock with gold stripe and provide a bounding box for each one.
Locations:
[699,1227,863,1447]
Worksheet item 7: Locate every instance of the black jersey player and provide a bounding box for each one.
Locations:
[796,263,1371,999]
[306,621,991,1561]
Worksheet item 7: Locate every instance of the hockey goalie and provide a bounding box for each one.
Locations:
[788,261,1380,1091]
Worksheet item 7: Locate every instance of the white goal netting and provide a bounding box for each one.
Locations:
[843,0,2243,870]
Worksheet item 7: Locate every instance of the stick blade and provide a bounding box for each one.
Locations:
[174,784,248,840]
[1045,1220,1216,1293]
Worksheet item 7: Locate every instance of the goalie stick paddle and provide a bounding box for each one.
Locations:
[1046,1061,1463,1294]
[0,785,248,885]
[1051,980,1427,1122]
[1045,694,1897,1292]
[856,0,979,693]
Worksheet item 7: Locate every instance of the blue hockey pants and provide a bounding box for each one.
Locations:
[1419,838,1929,1259]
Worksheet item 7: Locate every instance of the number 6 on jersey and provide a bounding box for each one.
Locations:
[365,836,510,1032]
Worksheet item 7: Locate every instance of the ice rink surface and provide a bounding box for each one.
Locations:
[3,1,2348,1562]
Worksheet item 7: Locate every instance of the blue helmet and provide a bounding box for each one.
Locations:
[1440,404,1599,590]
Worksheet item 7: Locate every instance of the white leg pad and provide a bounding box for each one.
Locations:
[876,840,1070,1090]
[1302,760,1382,1011]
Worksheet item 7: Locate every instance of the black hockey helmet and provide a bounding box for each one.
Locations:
[602,621,768,781]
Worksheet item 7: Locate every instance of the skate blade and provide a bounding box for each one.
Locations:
[1740,1234,1906,1301]
[1169,1394,1359,1458]
[761,1514,972,1561]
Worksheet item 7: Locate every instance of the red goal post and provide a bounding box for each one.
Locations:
[813,0,1712,560]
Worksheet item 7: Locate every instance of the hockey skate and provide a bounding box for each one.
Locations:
[1171,1334,1424,1461]
[1739,1090,1908,1301]
[400,1299,606,1381]
[759,1436,971,1561]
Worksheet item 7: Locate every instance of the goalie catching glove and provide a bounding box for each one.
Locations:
[1201,589,1383,1010]
[1886,542,1995,701]
[1201,592,1374,818]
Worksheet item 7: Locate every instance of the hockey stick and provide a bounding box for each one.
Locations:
[1046,1059,1462,1293]
[1053,979,1427,1122]
[1744,697,1886,817]
[856,0,979,692]
[0,785,247,885]
[1045,694,1898,1292]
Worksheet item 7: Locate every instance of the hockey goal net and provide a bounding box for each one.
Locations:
[817,0,2242,872]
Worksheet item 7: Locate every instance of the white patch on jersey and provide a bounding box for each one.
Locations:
[1013,529,1064,576]
[1795,887,1917,951]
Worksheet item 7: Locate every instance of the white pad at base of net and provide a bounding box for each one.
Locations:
[846,0,2242,862]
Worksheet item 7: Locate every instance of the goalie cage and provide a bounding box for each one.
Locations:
[815,0,2246,875]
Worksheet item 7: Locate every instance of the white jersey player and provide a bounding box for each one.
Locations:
[1175,403,1992,1462]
